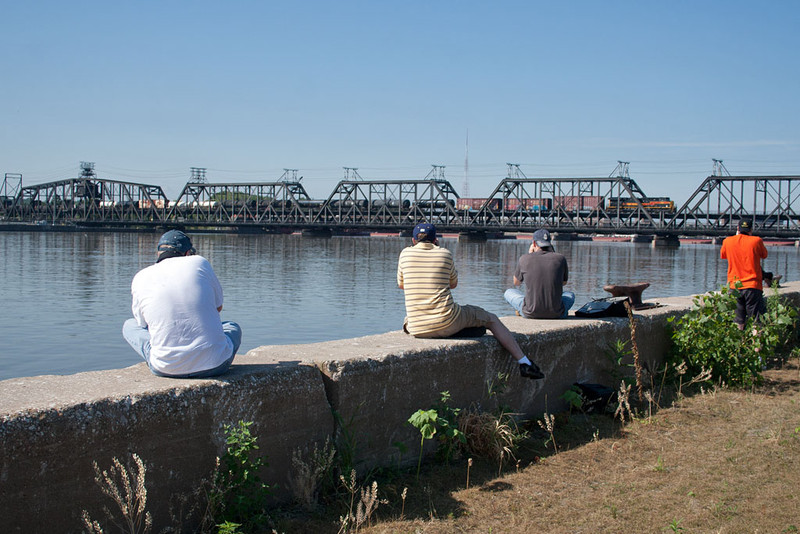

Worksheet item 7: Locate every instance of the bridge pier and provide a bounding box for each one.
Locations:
[553,232,576,242]
[651,235,680,248]
[630,234,651,243]
[458,231,487,242]
[301,228,333,238]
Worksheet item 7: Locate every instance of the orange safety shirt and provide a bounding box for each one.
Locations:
[720,234,768,290]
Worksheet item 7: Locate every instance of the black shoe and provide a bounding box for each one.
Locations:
[519,362,544,380]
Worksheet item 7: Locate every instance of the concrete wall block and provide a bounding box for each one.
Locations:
[0,363,333,533]
[316,340,511,472]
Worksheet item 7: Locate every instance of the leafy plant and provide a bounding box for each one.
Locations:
[216,521,242,534]
[211,420,272,528]
[605,338,633,384]
[666,518,685,532]
[408,391,467,480]
[408,409,438,481]
[669,285,797,388]
[560,385,584,413]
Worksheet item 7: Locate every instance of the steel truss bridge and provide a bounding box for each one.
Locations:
[2,173,800,239]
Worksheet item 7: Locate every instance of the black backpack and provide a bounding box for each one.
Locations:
[574,296,629,318]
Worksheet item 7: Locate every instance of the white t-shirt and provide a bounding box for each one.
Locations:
[131,255,233,375]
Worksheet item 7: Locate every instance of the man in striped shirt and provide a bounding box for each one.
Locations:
[397,222,545,380]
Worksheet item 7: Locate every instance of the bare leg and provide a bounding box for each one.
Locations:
[485,314,526,361]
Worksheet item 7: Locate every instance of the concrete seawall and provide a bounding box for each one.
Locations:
[2,284,798,532]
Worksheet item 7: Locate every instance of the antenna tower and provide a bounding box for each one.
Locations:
[463,129,470,197]
[190,167,207,183]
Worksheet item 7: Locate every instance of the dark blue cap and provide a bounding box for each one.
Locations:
[532,228,552,248]
[413,223,436,242]
[157,230,195,254]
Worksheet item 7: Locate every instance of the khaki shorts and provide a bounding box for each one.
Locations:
[413,304,495,338]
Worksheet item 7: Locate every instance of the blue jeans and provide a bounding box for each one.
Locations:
[122,318,242,378]
[504,288,575,319]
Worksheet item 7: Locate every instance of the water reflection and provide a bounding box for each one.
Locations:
[0,231,796,380]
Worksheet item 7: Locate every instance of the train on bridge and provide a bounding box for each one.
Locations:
[1,171,799,239]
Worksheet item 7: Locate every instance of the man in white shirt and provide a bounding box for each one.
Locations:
[122,230,242,378]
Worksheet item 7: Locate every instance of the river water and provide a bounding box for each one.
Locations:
[1,231,797,381]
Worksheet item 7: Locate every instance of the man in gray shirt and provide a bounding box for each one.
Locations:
[504,229,575,319]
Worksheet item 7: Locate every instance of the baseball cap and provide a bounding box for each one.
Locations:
[157,230,195,254]
[738,220,752,233]
[532,228,552,248]
[413,222,437,242]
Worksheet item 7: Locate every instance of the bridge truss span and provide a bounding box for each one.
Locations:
[468,177,674,234]
[7,178,169,224]
[311,179,462,230]
[167,181,316,227]
[666,176,800,238]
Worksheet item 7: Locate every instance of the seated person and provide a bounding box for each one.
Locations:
[398,223,544,380]
[504,229,575,319]
[122,230,242,378]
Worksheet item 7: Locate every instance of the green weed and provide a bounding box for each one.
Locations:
[211,420,272,528]
[669,284,797,388]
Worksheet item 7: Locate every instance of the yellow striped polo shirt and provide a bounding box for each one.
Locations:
[397,241,461,335]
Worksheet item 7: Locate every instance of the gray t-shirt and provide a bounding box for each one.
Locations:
[514,249,569,319]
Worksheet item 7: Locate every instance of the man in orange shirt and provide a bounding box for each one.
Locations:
[720,220,768,329]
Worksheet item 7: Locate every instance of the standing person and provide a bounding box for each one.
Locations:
[720,220,769,329]
[397,222,545,380]
[504,229,575,319]
[122,230,242,378]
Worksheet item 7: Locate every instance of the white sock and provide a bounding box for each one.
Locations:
[518,356,532,365]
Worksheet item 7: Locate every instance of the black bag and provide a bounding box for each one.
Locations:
[574,382,617,413]
[574,296,629,318]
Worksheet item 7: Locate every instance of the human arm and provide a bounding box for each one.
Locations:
[130,275,148,328]
[397,257,404,290]
[202,259,225,314]
[449,253,458,289]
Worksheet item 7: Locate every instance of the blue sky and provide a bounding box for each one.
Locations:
[2,1,799,201]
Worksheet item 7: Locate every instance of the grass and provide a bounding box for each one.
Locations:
[274,358,800,533]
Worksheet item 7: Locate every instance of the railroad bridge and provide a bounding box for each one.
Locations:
[2,168,800,240]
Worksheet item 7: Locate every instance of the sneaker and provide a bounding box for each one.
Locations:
[519,362,545,380]
[515,310,521,317]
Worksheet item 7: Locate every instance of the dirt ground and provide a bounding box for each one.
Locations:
[281,360,800,534]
